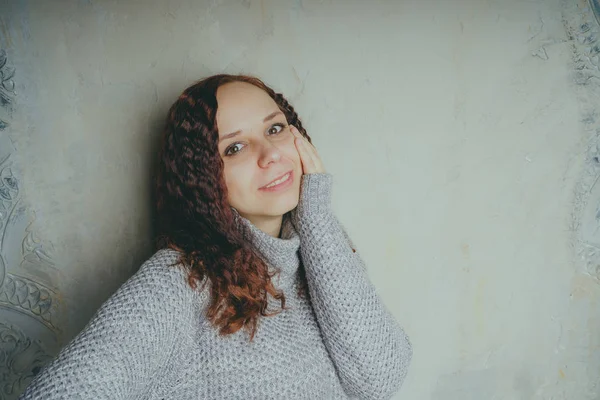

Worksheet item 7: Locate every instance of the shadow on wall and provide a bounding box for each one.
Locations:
[591,0,600,26]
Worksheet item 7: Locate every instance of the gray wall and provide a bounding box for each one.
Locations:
[1,0,600,398]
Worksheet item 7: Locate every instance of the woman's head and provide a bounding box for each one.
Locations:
[216,81,302,229]
[155,74,310,340]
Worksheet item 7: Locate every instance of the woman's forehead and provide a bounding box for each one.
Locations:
[216,83,279,134]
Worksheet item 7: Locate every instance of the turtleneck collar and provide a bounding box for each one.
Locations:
[232,210,301,288]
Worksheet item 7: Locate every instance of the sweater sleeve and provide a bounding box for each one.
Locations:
[291,173,413,400]
[18,251,193,400]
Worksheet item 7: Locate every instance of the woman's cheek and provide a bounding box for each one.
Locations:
[284,149,301,170]
[282,134,300,160]
[224,163,244,193]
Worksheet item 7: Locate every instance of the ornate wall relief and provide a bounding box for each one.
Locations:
[0,49,63,400]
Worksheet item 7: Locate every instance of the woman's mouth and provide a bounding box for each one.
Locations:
[259,171,293,192]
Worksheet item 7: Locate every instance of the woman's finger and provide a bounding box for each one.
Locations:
[295,136,316,173]
[292,125,317,151]
[291,126,316,172]
[291,126,325,174]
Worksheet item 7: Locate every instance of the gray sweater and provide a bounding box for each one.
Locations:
[18,173,412,399]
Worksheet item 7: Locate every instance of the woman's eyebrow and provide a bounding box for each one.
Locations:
[220,130,240,142]
[263,110,283,122]
[220,111,284,143]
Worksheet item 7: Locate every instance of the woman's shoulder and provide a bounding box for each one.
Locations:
[139,247,186,278]
[119,248,208,308]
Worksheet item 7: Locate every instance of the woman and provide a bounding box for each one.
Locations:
[19,74,412,399]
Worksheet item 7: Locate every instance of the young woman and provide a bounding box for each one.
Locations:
[19,74,412,399]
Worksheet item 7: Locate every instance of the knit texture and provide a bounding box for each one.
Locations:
[18,173,412,400]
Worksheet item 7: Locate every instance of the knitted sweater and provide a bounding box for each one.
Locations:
[18,173,412,399]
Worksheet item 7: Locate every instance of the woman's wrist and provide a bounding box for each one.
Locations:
[293,173,333,222]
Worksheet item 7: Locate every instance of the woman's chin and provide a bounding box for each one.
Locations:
[263,196,299,218]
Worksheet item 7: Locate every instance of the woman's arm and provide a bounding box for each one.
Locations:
[292,173,413,400]
[18,250,193,400]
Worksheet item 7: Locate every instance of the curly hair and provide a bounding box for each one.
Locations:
[154,74,312,341]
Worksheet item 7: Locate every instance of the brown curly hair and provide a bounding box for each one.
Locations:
[154,74,311,341]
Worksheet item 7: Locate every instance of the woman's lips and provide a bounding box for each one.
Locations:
[259,171,293,192]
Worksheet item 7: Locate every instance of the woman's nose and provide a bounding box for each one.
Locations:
[257,142,282,168]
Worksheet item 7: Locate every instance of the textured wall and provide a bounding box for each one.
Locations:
[1,0,600,398]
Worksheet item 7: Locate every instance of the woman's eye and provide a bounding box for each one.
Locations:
[225,143,244,156]
[225,124,285,156]
[268,123,286,135]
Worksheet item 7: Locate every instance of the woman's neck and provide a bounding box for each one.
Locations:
[245,214,284,238]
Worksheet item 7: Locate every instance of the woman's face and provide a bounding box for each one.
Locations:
[216,82,302,226]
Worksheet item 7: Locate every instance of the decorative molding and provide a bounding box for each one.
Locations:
[0,165,19,235]
[0,49,15,130]
[0,274,61,332]
[0,48,62,399]
[563,1,600,280]
[0,321,53,399]
[20,219,55,270]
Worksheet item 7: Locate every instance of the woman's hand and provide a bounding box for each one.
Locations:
[291,125,326,174]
